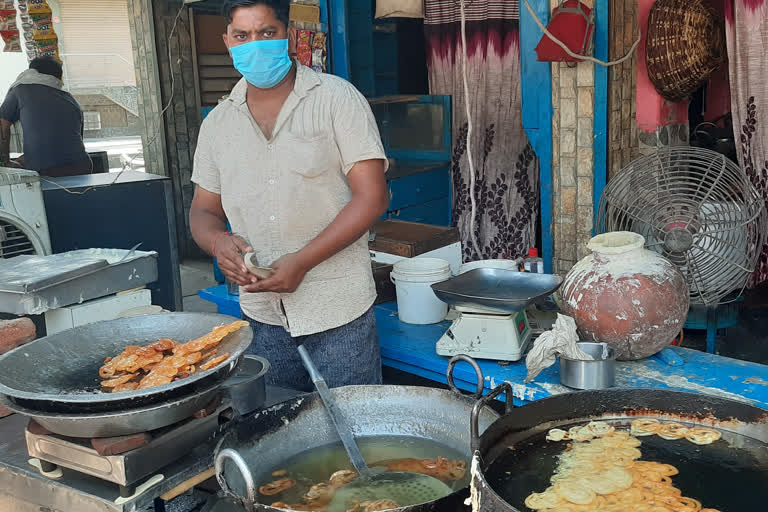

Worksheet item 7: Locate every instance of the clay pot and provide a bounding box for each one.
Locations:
[561,232,689,360]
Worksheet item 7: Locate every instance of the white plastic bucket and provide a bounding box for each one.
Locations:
[459,259,519,275]
[390,258,452,324]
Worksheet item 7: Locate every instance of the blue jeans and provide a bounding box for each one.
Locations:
[243,308,383,392]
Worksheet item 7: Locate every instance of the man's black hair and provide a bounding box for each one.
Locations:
[29,56,63,80]
[222,0,290,29]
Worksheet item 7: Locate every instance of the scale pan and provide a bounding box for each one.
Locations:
[431,269,563,314]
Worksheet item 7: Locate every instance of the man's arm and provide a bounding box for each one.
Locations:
[0,90,21,168]
[189,186,257,286]
[245,158,388,293]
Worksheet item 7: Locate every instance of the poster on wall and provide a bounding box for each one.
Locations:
[0,1,21,52]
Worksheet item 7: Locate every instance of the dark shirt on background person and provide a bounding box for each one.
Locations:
[0,56,91,177]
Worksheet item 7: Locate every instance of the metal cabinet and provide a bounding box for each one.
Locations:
[370,95,453,227]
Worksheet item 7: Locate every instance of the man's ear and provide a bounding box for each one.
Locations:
[288,25,297,55]
[222,32,231,55]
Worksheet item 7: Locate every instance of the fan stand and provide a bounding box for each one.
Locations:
[682,297,743,353]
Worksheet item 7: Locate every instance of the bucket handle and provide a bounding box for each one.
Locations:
[215,448,257,509]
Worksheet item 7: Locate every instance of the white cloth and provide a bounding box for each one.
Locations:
[9,69,63,92]
[524,314,593,383]
[376,0,424,18]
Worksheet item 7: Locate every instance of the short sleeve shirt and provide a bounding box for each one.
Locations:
[192,64,387,336]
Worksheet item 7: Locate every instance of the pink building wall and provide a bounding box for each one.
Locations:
[635,0,689,133]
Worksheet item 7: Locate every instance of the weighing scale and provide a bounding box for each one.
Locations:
[431,269,563,362]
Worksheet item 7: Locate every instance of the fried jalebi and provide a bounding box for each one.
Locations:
[382,456,466,481]
[684,427,721,445]
[346,500,400,512]
[527,423,718,512]
[631,418,662,437]
[259,477,296,496]
[657,422,689,441]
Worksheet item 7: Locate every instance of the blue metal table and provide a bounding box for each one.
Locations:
[198,286,768,409]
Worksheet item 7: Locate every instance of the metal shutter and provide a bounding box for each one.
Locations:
[57,0,136,89]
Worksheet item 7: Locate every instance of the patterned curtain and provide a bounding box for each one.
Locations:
[424,0,538,262]
[725,0,768,286]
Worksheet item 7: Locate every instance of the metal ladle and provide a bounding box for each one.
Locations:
[294,340,452,511]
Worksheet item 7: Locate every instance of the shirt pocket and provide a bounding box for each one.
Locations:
[280,132,339,178]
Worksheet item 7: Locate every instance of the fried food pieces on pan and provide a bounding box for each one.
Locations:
[98,320,248,392]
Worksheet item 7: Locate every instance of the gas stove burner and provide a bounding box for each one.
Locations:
[24,400,234,497]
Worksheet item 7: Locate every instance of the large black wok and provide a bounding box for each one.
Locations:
[214,384,501,512]
[469,385,768,511]
[0,313,253,413]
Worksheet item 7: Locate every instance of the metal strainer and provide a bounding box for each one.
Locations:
[328,472,452,511]
[294,339,452,511]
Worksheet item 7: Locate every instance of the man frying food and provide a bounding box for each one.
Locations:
[190,0,389,391]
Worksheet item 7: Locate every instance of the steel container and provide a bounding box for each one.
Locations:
[559,341,616,389]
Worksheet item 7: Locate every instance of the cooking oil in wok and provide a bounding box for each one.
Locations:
[484,419,768,511]
[261,435,468,508]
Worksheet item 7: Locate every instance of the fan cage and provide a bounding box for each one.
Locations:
[597,147,767,306]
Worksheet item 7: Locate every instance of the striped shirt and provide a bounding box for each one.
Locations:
[192,64,387,336]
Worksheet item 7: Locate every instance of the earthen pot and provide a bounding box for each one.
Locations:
[560,232,689,360]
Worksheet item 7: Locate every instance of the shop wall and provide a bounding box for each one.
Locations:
[607,0,639,179]
[550,0,598,275]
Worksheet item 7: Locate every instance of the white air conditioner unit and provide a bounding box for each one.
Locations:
[0,168,51,257]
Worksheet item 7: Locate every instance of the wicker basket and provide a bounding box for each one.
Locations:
[645,0,726,102]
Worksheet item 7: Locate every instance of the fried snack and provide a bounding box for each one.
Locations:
[657,422,689,440]
[100,321,247,392]
[112,381,139,392]
[100,373,138,388]
[568,425,594,442]
[329,469,358,488]
[585,421,615,437]
[199,353,230,371]
[303,483,333,506]
[270,503,324,511]
[630,418,662,437]
[174,320,249,356]
[272,469,288,477]
[259,477,296,496]
[527,423,717,512]
[383,456,466,481]
[684,427,721,445]
[546,428,568,442]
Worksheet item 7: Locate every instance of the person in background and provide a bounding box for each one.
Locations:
[189,0,389,391]
[0,56,91,176]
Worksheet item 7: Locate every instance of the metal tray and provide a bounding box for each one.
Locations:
[431,269,563,313]
[0,249,159,315]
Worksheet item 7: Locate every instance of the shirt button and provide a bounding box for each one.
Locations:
[269,179,275,185]
[270,215,276,221]
[267,144,274,150]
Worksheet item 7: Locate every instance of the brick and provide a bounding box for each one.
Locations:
[0,318,35,355]
[561,186,577,216]
[92,432,152,456]
[561,156,576,186]
[561,98,577,128]
[559,64,576,91]
[578,147,594,177]
[577,117,593,147]
[577,62,594,87]
[578,88,594,117]
[578,206,594,233]
[561,129,576,155]
[578,176,593,206]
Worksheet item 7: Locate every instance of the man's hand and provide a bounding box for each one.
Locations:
[244,252,309,293]
[215,234,259,287]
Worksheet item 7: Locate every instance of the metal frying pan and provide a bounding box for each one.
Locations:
[0,313,253,413]
[468,386,768,511]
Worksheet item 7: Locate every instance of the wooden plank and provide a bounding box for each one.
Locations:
[593,0,609,233]
[198,54,233,66]
[519,0,554,273]
[160,467,216,501]
[370,220,460,257]
[199,66,241,78]
[201,78,239,92]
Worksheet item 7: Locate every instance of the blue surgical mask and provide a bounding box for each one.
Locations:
[230,39,293,89]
